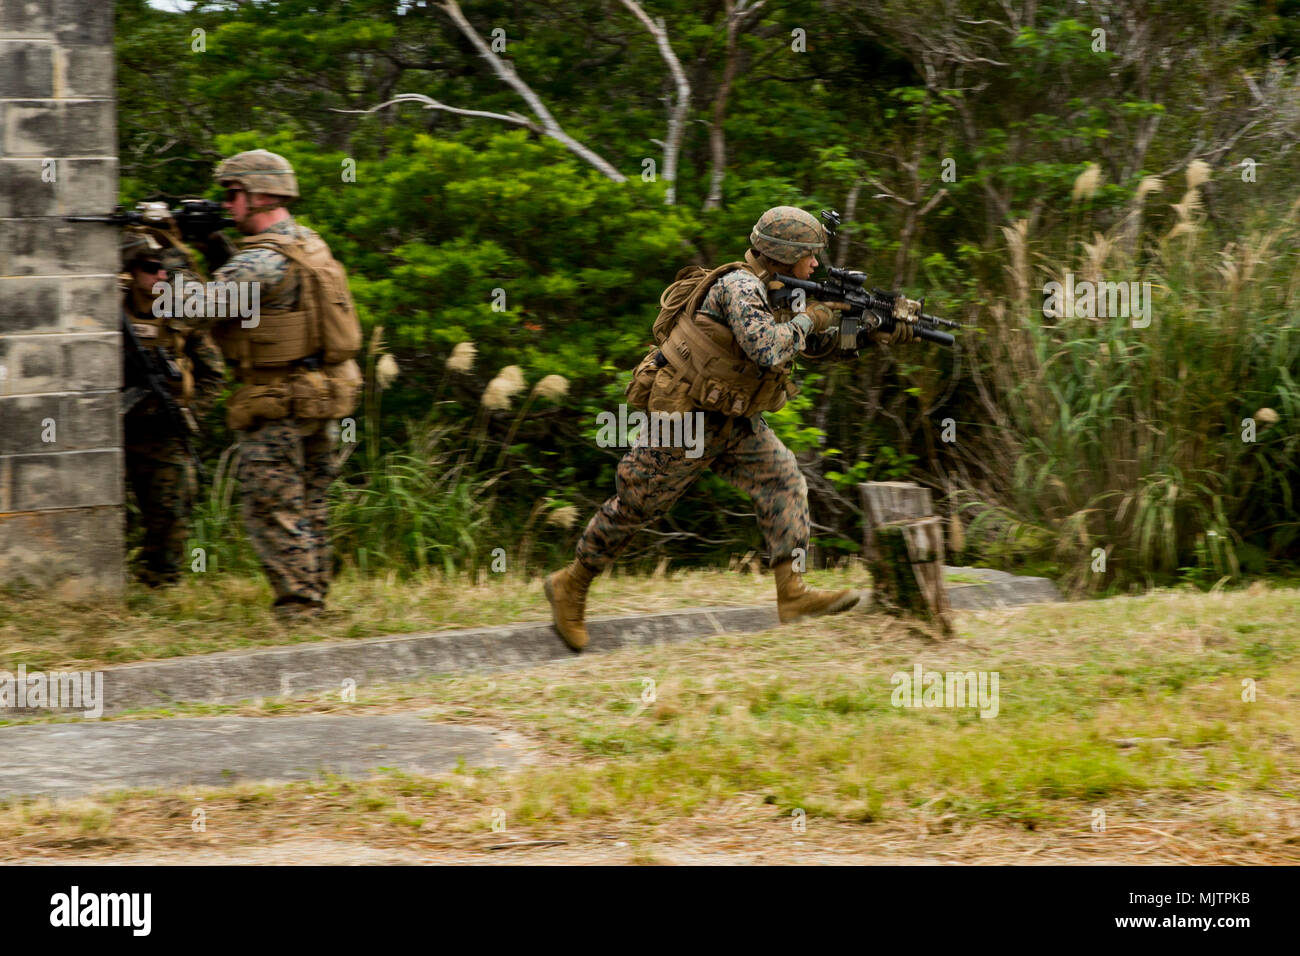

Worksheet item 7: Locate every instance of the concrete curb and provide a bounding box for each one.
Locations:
[92,604,781,716]
[942,566,1064,610]
[45,568,1061,717]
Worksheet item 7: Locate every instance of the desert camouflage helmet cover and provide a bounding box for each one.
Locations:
[213,149,299,200]
[749,205,829,264]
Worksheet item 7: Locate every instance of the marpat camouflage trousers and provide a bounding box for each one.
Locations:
[237,419,338,606]
[126,438,195,584]
[575,415,809,572]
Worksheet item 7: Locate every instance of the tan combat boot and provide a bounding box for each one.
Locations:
[772,558,860,624]
[545,559,597,652]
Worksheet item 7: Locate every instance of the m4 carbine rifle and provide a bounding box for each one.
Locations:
[67,199,233,243]
[771,266,958,349]
[768,209,959,350]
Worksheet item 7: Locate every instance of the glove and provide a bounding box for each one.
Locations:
[872,320,916,345]
[803,300,849,333]
[197,231,239,272]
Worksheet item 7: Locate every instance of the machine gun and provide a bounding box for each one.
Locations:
[769,209,959,350]
[121,311,206,482]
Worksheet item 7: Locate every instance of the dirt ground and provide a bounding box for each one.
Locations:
[11,783,1295,866]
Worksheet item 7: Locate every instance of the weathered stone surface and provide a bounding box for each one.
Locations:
[0,0,122,596]
[56,44,114,99]
[0,275,60,330]
[5,448,121,510]
[0,505,123,597]
[0,40,54,99]
[0,391,117,454]
[0,160,55,216]
[0,716,520,800]
[0,332,64,394]
[0,219,119,278]
[0,332,119,395]
[62,331,118,389]
[0,0,54,35]
[54,0,114,48]
[61,274,119,327]
[0,99,115,156]
[56,157,116,213]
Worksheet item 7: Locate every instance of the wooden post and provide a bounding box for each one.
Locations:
[859,481,954,636]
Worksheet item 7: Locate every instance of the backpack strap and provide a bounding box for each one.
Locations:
[654,259,753,344]
[240,231,322,354]
[687,259,751,317]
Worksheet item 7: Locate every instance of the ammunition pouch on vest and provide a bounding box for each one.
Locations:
[658,309,797,419]
[216,225,363,432]
[226,382,292,432]
[225,359,362,432]
[625,349,660,410]
[638,257,797,419]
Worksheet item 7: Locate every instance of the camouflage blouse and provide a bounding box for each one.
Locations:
[699,268,807,369]
[212,217,305,312]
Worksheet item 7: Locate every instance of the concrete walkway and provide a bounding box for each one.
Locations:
[0,715,521,800]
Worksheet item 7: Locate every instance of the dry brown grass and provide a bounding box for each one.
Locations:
[1,584,1296,864]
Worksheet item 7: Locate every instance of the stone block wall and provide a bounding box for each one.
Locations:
[0,0,122,597]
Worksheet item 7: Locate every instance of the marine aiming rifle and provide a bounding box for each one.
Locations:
[770,210,959,351]
[121,311,206,482]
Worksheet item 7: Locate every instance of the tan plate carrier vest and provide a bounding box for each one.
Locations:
[632,256,797,419]
[214,228,362,431]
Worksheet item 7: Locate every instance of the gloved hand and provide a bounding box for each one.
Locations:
[875,322,915,345]
[803,299,849,333]
[196,231,239,271]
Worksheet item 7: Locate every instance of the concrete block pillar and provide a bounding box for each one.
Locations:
[0,0,122,597]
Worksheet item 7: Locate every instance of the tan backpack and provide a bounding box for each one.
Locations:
[627,260,751,410]
[245,229,361,364]
[651,260,748,344]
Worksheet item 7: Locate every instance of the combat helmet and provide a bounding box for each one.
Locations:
[120,229,162,271]
[213,149,299,203]
[749,206,829,264]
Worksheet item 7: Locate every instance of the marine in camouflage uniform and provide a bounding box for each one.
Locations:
[121,228,226,585]
[197,150,348,620]
[575,263,819,574]
[546,206,913,652]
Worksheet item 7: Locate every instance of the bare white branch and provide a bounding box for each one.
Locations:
[436,0,627,182]
[620,0,692,204]
[704,0,765,210]
[331,93,537,130]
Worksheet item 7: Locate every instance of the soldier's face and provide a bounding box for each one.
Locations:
[791,254,818,280]
[223,187,252,231]
[132,261,167,293]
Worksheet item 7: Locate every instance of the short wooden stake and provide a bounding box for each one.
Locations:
[860,481,954,636]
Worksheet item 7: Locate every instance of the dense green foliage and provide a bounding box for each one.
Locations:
[119,0,1300,592]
